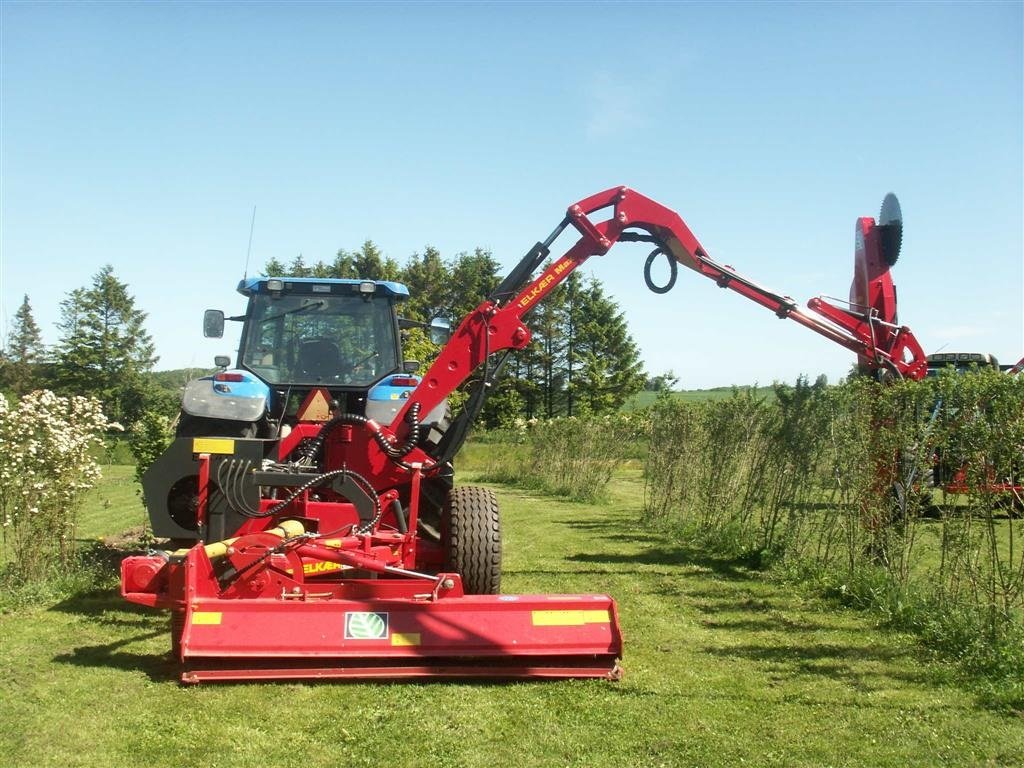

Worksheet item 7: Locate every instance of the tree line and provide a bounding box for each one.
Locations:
[1,241,650,428]
[0,266,165,426]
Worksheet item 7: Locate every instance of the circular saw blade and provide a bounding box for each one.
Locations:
[878,192,903,266]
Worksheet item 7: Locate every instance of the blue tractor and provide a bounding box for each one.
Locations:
[148,276,451,542]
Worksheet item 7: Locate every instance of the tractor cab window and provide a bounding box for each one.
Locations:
[241,293,400,386]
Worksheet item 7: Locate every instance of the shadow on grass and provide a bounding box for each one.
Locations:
[48,567,162,631]
[565,549,754,581]
[53,628,176,682]
[701,641,937,692]
[560,517,763,577]
[560,517,665,545]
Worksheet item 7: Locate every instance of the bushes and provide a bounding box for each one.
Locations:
[127,409,173,485]
[644,378,832,558]
[641,370,1024,706]
[0,390,110,580]
[474,413,648,502]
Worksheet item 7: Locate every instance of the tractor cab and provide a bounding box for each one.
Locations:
[183,277,436,439]
[233,277,407,387]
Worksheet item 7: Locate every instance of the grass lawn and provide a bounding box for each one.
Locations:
[1,467,1022,767]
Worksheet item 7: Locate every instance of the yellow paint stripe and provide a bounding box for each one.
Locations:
[531,610,610,627]
[391,633,421,647]
[191,611,223,625]
[193,438,235,455]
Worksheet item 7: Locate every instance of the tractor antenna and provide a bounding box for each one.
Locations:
[243,205,257,279]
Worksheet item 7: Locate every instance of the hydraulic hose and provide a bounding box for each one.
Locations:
[299,402,423,465]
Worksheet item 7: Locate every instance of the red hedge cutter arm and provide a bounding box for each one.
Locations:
[401,186,927,454]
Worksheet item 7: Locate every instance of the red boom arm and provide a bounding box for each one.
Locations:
[398,187,928,428]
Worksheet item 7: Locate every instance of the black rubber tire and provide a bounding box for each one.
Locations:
[443,486,501,595]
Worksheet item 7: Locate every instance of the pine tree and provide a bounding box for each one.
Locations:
[570,278,645,414]
[448,248,501,319]
[400,247,450,321]
[54,265,158,425]
[351,240,401,281]
[287,254,311,277]
[2,295,46,395]
[264,257,288,276]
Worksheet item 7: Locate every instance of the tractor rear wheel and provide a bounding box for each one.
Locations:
[443,486,501,595]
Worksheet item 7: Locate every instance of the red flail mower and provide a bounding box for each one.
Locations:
[122,188,929,683]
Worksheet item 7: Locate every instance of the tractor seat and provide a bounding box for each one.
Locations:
[295,339,342,380]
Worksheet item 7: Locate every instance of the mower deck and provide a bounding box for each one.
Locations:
[177,590,622,683]
[123,545,623,684]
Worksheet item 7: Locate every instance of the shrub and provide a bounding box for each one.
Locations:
[128,409,173,485]
[0,390,110,580]
[642,371,1024,704]
[476,413,648,502]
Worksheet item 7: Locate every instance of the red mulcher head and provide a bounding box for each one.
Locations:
[122,520,623,684]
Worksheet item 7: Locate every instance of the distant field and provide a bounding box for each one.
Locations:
[623,385,776,411]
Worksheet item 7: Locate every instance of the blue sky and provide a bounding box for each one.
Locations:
[1,1,1021,388]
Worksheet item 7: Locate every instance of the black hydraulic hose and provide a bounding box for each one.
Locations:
[217,458,384,523]
[644,247,678,294]
[299,403,423,465]
[614,231,679,295]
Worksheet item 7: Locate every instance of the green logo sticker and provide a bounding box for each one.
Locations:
[345,611,389,640]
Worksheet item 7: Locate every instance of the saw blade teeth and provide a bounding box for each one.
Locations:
[877,193,903,267]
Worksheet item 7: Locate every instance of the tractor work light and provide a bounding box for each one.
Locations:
[358,281,376,295]
[266,279,285,292]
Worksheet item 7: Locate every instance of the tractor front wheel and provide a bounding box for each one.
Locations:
[443,486,501,595]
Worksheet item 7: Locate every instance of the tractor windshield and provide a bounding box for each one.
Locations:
[240,294,400,386]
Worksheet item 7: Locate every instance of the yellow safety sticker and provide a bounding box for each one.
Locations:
[391,633,422,647]
[191,611,223,625]
[192,438,235,455]
[531,610,610,627]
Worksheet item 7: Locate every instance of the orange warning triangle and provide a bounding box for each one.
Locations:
[296,388,333,422]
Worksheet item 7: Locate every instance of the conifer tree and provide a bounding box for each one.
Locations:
[54,265,157,425]
[2,295,46,395]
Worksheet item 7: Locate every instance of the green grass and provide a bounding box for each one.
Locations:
[623,386,776,411]
[1,468,1022,767]
[78,464,149,541]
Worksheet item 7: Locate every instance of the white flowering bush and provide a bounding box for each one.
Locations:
[0,390,110,579]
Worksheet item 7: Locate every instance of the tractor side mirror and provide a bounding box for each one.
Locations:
[204,309,225,339]
[403,360,421,374]
[429,316,451,345]
[214,355,231,369]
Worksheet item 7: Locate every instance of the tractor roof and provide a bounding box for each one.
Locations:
[237,276,410,299]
